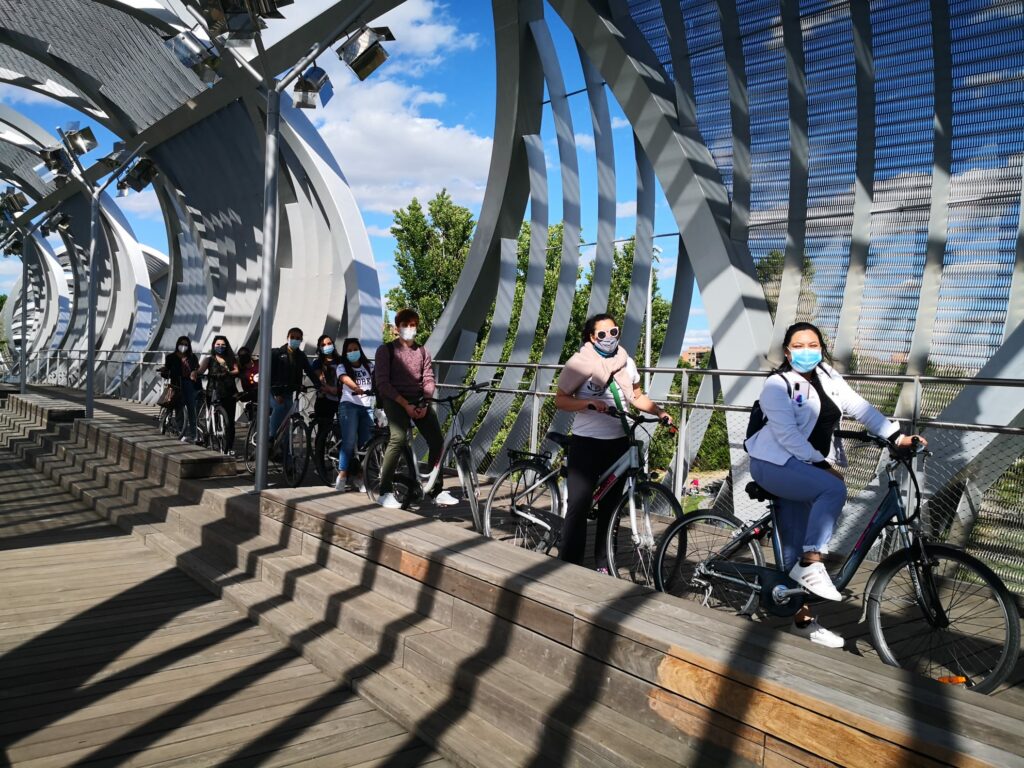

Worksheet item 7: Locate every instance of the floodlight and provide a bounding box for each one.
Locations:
[336,26,394,81]
[99,141,129,171]
[166,30,220,83]
[199,0,268,41]
[55,213,71,231]
[1,188,28,215]
[116,180,130,197]
[123,158,158,192]
[65,126,98,156]
[39,145,70,174]
[293,66,333,109]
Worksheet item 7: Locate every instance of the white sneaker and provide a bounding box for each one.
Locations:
[432,490,459,507]
[791,620,844,649]
[356,476,366,494]
[334,475,346,492]
[789,561,842,601]
[180,435,189,443]
[377,493,401,509]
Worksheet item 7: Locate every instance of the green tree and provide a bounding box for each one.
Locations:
[385,190,476,343]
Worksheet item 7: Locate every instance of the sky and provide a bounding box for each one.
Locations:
[0,0,712,350]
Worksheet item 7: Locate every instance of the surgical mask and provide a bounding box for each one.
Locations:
[321,344,335,356]
[177,344,188,353]
[288,338,302,350]
[213,345,225,354]
[399,327,416,342]
[593,337,619,357]
[789,348,822,373]
[346,351,361,363]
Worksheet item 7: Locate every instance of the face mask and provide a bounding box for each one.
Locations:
[346,351,361,363]
[399,327,417,342]
[177,344,189,353]
[593,337,619,357]
[789,348,822,373]
[213,345,225,354]
[288,338,302,350]
[321,344,335,356]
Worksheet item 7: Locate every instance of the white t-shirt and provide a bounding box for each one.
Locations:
[570,357,641,439]
[340,364,374,408]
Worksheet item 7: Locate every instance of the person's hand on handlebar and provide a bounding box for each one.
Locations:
[894,434,927,449]
[405,401,427,420]
[585,400,609,413]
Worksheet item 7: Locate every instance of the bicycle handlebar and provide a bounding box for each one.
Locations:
[587,404,677,434]
[420,380,492,407]
[835,429,931,457]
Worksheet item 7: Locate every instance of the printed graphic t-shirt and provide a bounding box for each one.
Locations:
[341,364,374,408]
[571,357,641,440]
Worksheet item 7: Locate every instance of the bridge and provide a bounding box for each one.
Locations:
[2,388,1021,767]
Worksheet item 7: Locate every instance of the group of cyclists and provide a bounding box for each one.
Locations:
[162,311,926,649]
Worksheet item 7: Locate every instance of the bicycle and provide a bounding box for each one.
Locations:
[484,407,682,587]
[653,431,1021,694]
[312,404,388,488]
[192,374,232,454]
[363,381,490,526]
[242,385,312,487]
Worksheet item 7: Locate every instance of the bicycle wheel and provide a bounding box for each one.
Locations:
[453,443,481,531]
[484,462,560,553]
[867,543,1020,694]
[281,416,310,487]
[209,405,229,454]
[606,481,683,587]
[314,420,341,487]
[159,408,181,436]
[363,436,414,505]
[243,419,258,474]
[654,512,765,616]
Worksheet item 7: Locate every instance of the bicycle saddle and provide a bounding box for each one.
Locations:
[745,481,778,502]
[545,431,570,451]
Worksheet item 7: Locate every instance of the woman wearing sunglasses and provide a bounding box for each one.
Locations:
[554,313,672,573]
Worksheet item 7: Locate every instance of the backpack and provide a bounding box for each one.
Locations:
[744,373,792,451]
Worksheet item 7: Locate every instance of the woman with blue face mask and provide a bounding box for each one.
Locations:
[334,338,375,492]
[745,322,926,648]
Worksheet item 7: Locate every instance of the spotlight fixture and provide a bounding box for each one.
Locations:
[166,29,220,83]
[198,0,291,42]
[0,187,28,216]
[122,158,158,192]
[336,26,394,81]
[39,145,71,174]
[116,180,130,198]
[99,141,129,171]
[293,65,333,109]
[63,123,98,156]
[55,212,71,231]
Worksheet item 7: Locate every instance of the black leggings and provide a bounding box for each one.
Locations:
[218,394,237,452]
[560,435,629,569]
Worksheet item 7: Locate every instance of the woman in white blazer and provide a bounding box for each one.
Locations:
[745,322,925,648]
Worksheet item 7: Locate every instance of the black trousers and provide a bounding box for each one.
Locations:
[560,435,629,569]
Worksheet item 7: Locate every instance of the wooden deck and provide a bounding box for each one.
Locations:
[18,385,1024,705]
[0,444,449,768]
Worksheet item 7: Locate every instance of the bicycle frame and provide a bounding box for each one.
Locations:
[592,443,651,548]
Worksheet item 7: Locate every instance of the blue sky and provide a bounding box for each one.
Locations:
[0,0,712,349]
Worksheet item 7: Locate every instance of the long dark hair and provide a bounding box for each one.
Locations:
[581,313,617,345]
[779,322,833,372]
[175,335,193,357]
[209,335,236,368]
[340,337,372,380]
[316,334,341,365]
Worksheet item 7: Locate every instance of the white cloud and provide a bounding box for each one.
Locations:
[365,224,394,238]
[574,132,595,152]
[616,201,637,219]
[116,189,163,222]
[683,330,712,347]
[611,116,631,130]
[308,2,492,215]
[689,307,706,317]
[0,256,22,296]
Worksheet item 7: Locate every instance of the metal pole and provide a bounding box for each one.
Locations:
[529,377,540,454]
[84,193,100,418]
[644,269,652,392]
[138,352,143,401]
[674,370,688,500]
[254,87,282,492]
[19,252,27,394]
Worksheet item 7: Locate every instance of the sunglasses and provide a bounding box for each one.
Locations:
[595,327,620,340]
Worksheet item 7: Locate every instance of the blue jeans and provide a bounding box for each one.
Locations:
[337,401,373,473]
[269,392,293,443]
[750,457,847,572]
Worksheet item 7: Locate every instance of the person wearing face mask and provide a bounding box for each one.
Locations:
[745,321,926,648]
[312,334,343,422]
[194,335,240,454]
[373,308,457,509]
[334,338,375,492]
[554,313,672,572]
[268,327,319,442]
[236,347,259,404]
[163,336,200,443]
